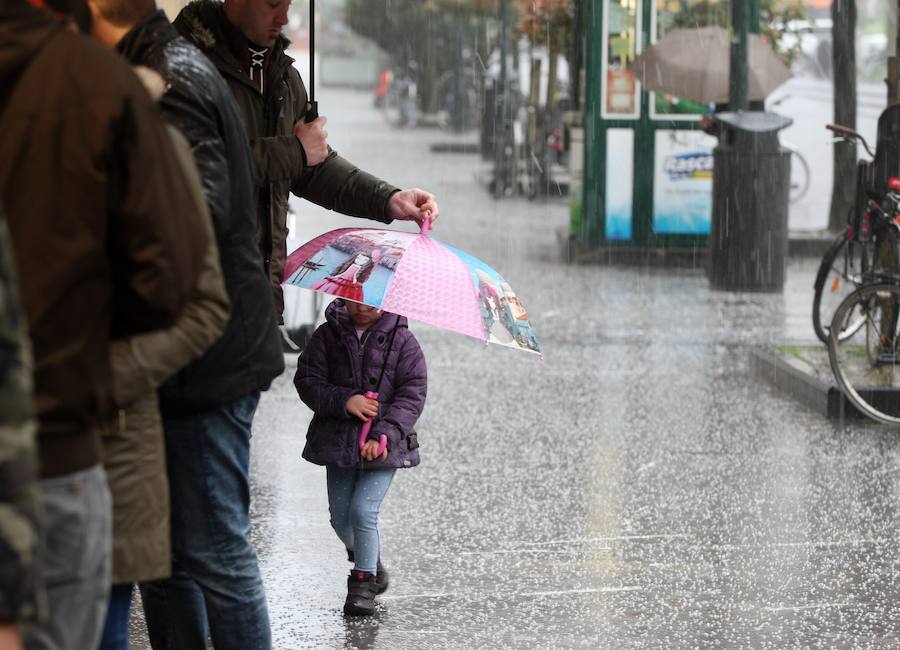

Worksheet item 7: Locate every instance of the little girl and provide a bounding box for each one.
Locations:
[294,298,427,616]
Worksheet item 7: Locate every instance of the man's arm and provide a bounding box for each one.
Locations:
[290,149,399,223]
[250,135,307,187]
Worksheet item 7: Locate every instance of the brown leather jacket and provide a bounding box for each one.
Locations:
[0,3,207,478]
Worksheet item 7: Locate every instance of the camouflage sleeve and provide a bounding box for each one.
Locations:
[0,212,43,624]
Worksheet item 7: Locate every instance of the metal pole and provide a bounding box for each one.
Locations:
[749,0,760,34]
[307,0,318,120]
[581,0,602,246]
[493,0,511,197]
[730,0,749,111]
[571,0,583,109]
[499,0,508,99]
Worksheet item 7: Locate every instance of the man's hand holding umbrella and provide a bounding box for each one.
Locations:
[294,116,329,166]
[388,189,439,230]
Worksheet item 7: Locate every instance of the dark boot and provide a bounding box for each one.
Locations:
[344,571,377,616]
[375,559,390,594]
[347,548,388,594]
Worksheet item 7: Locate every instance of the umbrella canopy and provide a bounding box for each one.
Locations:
[283,227,541,355]
[630,26,791,105]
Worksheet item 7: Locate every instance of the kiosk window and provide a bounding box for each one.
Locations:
[602,0,641,119]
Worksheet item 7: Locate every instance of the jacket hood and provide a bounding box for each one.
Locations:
[175,0,291,59]
[117,10,178,69]
[325,300,408,336]
[0,2,62,87]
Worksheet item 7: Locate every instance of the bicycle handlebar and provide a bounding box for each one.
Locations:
[826,123,875,158]
[826,123,857,137]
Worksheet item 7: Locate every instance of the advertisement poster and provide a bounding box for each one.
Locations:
[605,128,634,240]
[652,130,716,235]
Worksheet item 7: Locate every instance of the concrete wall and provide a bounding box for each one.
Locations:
[320,54,378,88]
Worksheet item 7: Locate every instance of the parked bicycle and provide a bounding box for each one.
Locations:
[380,62,419,129]
[783,141,811,204]
[767,96,810,205]
[812,124,882,344]
[825,104,900,424]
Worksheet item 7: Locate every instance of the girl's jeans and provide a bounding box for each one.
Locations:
[326,467,396,574]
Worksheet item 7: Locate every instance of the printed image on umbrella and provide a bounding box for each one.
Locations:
[284,226,541,355]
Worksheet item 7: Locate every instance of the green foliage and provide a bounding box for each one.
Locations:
[513,0,575,54]
[345,0,494,110]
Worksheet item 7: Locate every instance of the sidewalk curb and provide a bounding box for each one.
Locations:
[558,231,835,265]
[750,345,865,419]
[787,232,835,257]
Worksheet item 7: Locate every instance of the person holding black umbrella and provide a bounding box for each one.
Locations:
[173,0,441,326]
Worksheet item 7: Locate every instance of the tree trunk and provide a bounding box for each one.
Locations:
[828,0,857,233]
[547,38,558,109]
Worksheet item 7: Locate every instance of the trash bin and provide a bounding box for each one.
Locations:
[709,111,793,292]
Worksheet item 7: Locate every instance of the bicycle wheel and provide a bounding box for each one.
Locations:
[789,147,811,204]
[829,282,900,424]
[812,231,867,343]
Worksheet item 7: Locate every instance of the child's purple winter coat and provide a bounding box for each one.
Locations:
[294,300,426,469]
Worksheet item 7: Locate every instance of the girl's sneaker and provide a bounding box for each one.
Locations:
[344,571,378,616]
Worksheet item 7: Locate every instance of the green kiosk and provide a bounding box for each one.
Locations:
[576,0,721,252]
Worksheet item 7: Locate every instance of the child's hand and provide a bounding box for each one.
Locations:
[361,439,389,462]
[346,394,378,421]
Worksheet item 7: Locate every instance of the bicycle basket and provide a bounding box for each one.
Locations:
[874,104,900,197]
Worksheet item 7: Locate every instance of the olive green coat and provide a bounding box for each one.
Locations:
[103,121,230,584]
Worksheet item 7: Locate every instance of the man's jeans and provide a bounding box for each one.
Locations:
[140,392,270,650]
[99,583,133,650]
[26,464,112,650]
[326,467,396,574]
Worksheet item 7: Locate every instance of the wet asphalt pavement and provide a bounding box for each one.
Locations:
[133,86,900,649]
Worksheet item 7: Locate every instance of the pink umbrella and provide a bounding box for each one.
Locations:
[284,221,541,454]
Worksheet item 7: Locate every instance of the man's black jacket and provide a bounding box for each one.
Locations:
[117,11,284,415]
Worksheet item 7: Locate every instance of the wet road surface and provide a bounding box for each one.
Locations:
[131,86,900,649]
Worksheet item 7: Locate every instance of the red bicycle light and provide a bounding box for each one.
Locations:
[889,177,900,191]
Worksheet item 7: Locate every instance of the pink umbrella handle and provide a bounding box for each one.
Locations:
[358,391,388,458]
[420,216,431,235]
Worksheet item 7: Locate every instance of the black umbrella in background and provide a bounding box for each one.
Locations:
[306,0,318,121]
